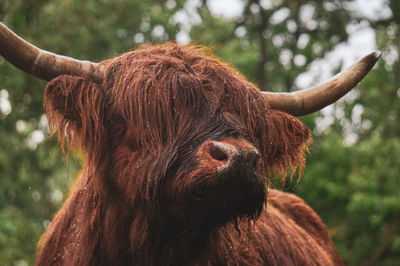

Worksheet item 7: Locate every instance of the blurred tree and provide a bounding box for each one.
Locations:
[193,0,353,92]
[296,1,400,265]
[0,0,398,265]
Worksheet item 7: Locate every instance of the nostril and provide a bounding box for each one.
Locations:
[244,149,260,168]
[210,145,228,162]
[197,139,262,175]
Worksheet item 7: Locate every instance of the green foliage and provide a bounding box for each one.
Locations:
[299,136,400,265]
[0,0,399,265]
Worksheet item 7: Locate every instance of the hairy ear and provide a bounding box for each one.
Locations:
[265,110,312,183]
[44,75,106,159]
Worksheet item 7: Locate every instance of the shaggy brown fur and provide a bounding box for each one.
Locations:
[37,43,342,265]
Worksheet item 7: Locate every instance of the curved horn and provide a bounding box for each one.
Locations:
[262,51,381,116]
[0,22,103,82]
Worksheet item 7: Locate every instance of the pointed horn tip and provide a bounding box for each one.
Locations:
[365,50,381,65]
[354,50,381,72]
[372,50,382,59]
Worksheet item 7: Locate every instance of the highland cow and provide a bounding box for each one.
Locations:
[0,22,380,265]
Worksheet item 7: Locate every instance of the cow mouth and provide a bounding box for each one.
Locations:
[189,171,267,224]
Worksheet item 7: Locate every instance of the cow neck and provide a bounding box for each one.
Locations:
[128,202,216,265]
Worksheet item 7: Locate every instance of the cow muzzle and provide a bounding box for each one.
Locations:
[190,138,267,221]
[197,138,264,182]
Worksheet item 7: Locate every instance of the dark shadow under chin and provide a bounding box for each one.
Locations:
[190,173,267,227]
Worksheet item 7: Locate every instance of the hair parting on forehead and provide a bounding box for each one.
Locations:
[44,42,312,198]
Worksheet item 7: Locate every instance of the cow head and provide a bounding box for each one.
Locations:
[42,44,312,225]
